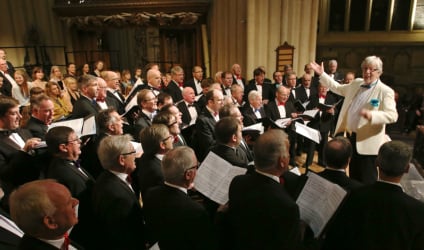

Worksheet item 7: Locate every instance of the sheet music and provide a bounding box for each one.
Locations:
[82,115,96,136]
[194,152,247,205]
[401,163,424,202]
[294,122,321,143]
[125,79,143,103]
[301,109,319,118]
[242,122,264,134]
[124,94,138,115]
[290,167,301,176]
[274,118,292,128]
[49,118,84,136]
[296,172,347,237]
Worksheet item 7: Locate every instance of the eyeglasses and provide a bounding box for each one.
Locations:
[66,138,81,144]
[144,97,157,102]
[161,135,173,142]
[185,163,199,172]
[167,121,178,127]
[121,150,136,156]
[362,68,379,73]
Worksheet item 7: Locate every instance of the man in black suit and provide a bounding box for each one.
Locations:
[131,89,157,141]
[0,97,42,211]
[241,90,266,127]
[210,117,248,168]
[71,74,100,119]
[318,137,362,191]
[244,67,265,104]
[44,126,95,248]
[24,94,54,140]
[95,77,121,112]
[177,87,199,126]
[228,84,245,108]
[323,141,424,250]
[0,49,15,76]
[221,71,234,97]
[135,124,173,198]
[93,135,146,250]
[227,129,301,250]
[303,84,339,168]
[102,71,126,114]
[144,146,217,250]
[265,86,299,167]
[153,111,187,148]
[192,89,224,161]
[164,65,184,102]
[0,59,13,97]
[10,180,81,250]
[184,65,203,95]
[326,59,343,83]
[80,108,124,179]
[0,207,22,250]
[294,73,317,106]
[231,63,246,90]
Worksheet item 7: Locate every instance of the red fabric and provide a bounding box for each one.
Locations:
[278,102,285,106]
[62,232,70,250]
[319,95,326,99]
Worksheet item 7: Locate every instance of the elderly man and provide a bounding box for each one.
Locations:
[192,89,224,161]
[95,77,121,112]
[311,56,398,184]
[0,59,13,96]
[227,129,301,250]
[71,74,99,119]
[101,71,125,113]
[177,87,199,126]
[165,65,184,102]
[153,111,187,147]
[93,134,146,250]
[24,94,54,140]
[241,90,266,127]
[144,146,217,250]
[9,179,81,249]
[323,141,424,249]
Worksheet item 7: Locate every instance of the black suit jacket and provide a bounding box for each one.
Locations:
[324,182,424,250]
[318,169,362,191]
[176,101,199,126]
[210,144,248,169]
[0,225,20,250]
[264,100,297,121]
[71,96,99,119]
[92,171,146,250]
[164,81,183,102]
[192,110,217,161]
[232,76,246,88]
[144,184,217,250]
[79,132,108,179]
[134,154,163,198]
[228,171,301,250]
[184,78,202,96]
[24,117,48,140]
[240,105,266,127]
[132,111,152,141]
[294,85,317,104]
[103,93,124,114]
[0,72,12,97]
[307,92,339,132]
[18,234,83,250]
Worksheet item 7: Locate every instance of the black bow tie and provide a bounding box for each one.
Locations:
[0,129,18,136]
[360,84,371,89]
[187,104,195,107]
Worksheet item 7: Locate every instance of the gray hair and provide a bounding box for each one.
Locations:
[361,55,383,74]
[162,146,196,184]
[254,129,289,170]
[98,134,133,170]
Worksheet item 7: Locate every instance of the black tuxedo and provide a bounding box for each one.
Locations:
[228,171,301,250]
[144,184,217,250]
[196,94,207,112]
[103,92,124,114]
[240,105,266,127]
[0,71,12,97]
[0,129,38,210]
[184,78,202,96]
[232,76,246,88]
[318,169,362,191]
[132,111,152,141]
[0,210,20,250]
[192,110,217,161]
[210,144,248,169]
[18,234,83,250]
[91,171,146,250]
[294,85,317,104]
[80,132,108,179]
[244,82,268,103]
[164,81,183,102]
[324,181,424,250]
[133,154,163,198]
[24,117,48,140]
[176,101,199,126]
[327,71,343,83]
[262,82,277,101]
[70,95,99,119]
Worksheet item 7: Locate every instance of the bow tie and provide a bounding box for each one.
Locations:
[319,95,326,99]
[236,75,242,80]
[278,102,285,106]
[360,84,371,89]
[174,135,179,143]
[255,109,260,113]
[0,129,18,136]
[178,82,184,87]
[187,103,195,107]
[96,97,105,102]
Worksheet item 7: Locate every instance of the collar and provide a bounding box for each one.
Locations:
[39,236,66,249]
[206,106,218,117]
[142,109,153,118]
[360,79,379,89]
[107,87,118,93]
[255,169,280,183]
[155,154,164,161]
[164,181,187,194]
[377,179,403,190]
[109,170,129,183]
[325,167,345,172]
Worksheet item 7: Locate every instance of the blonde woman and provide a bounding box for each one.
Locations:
[45,81,71,121]
[62,77,80,112]
[49,66,64,90]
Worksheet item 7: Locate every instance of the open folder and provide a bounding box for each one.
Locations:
[48,115,96,137]
[194,152,247,205]
[296,172,347,238]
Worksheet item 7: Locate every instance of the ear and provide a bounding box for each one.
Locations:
[59,143,68,153]
[43,216,58,230]
[159,141,166,150]
[231,134,237,143]
[118,154,125,166]
[108,123,115,132]
[404,163,410,173]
